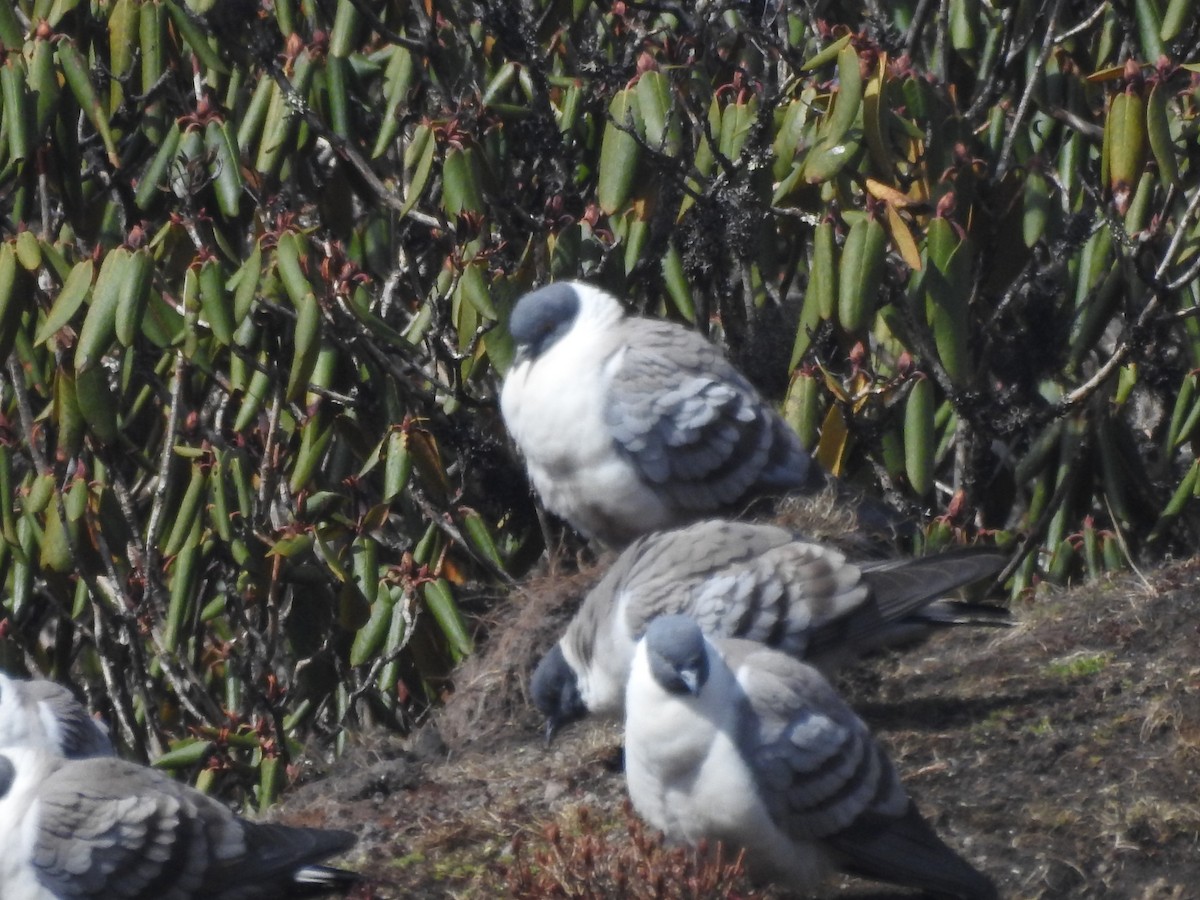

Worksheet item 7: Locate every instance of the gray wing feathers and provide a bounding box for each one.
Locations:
[727,640,996,899]
[605,321,816,509]
[617,524,868,655]
[31,757,354,899]
[727,642,907,838]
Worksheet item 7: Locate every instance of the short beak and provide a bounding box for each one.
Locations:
[544,717,560,747]
[679,668,701,696]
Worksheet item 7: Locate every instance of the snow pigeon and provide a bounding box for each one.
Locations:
[530,519,1006,737]
[500,281,832,547]
[0,745,359,899]
[0,672,114,759]
[623,615,997,898]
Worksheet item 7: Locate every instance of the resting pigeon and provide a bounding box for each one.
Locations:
[624,615,997,898]
[0,672,114,759]
[530,519,1006,737]
[0,746,359,899]
[500,281,830,547]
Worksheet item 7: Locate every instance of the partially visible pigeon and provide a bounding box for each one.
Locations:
[500,281,831,547]
[623,615,997,898]
[0,672,114,759]
[0,745,360,899]
[531,520,1007,737]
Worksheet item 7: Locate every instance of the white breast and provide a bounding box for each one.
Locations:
[501,328,673,543]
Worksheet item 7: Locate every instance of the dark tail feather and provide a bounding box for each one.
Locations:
[859,548,1009,624]
[830,804,998,900]
[914,599,1012,628]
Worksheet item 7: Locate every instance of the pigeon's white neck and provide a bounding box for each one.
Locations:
[567,282,626,332]
[625,640,738,774]
[0,747,56,900]
[0,679,35,750]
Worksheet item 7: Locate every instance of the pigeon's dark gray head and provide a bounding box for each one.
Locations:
[508,283,581,360]
[644,615,710,697]
[0,753,13,798]
[531,644,587,743]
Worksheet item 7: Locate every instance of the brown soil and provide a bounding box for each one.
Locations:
[274,557,1200,899]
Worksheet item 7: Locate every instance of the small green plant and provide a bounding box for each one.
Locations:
[1047,652,1113,680]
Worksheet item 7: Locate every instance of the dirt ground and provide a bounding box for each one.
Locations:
[274,556,1200,899]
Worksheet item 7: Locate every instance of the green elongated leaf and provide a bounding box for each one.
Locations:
[329,0,361,57]
[661,242,694,322]
[135,120,182,210]
[1131,0,1165,61]
[275,232,312,306]
[254,51,315,177]
[635,70,680,155]
[197,257,234,346]
[205,120,244,217]
[821,44,864,148]
[286,291,321,403]
[27,38,60,137]
[75,363,119,443]
[838,215,885,333]
[0,243,32,362]
[792,221,836,367]
[1,57,31,163]
[40,500,76,573]
[351,595,394,666]
[152,739,215,769]
[1106,90,1146,199]
[1160,0,1189,40]
[904,376,935,496]
[164,515,202,648]
[231,241,263,324]
[481,60,519,107]
[923,217,972,388]
[772,96,811,182]
[371,47,415,158]
[75,248,130,372]
[423,578,473,662]
[14,231,40,271]
[162,463,207,557]
[162,0,229,74]
[325,55,351,139]
[782,368,823,450]
[441,146,484,216]
[801,33,854,70]
[115,248,154,346]
[382,429,412,502]
[460,509,504,572]
[55,41,120,167]
[395,123,435,216]
[289,409,333,493]
[1145,81,1178,188]
[597,88,641,214]
[236,76,275,158]
[108,0,140,112]
[0,1,20,46]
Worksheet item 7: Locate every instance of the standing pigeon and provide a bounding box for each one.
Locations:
[500,281,829,547]
[0,672,114,759]
[0,745,360,899]
[530,519,1006,737]
[624,615,997,898]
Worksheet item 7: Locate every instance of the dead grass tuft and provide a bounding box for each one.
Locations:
[434,553,610,750]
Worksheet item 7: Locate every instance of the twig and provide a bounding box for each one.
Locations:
[996,0,1066,179]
